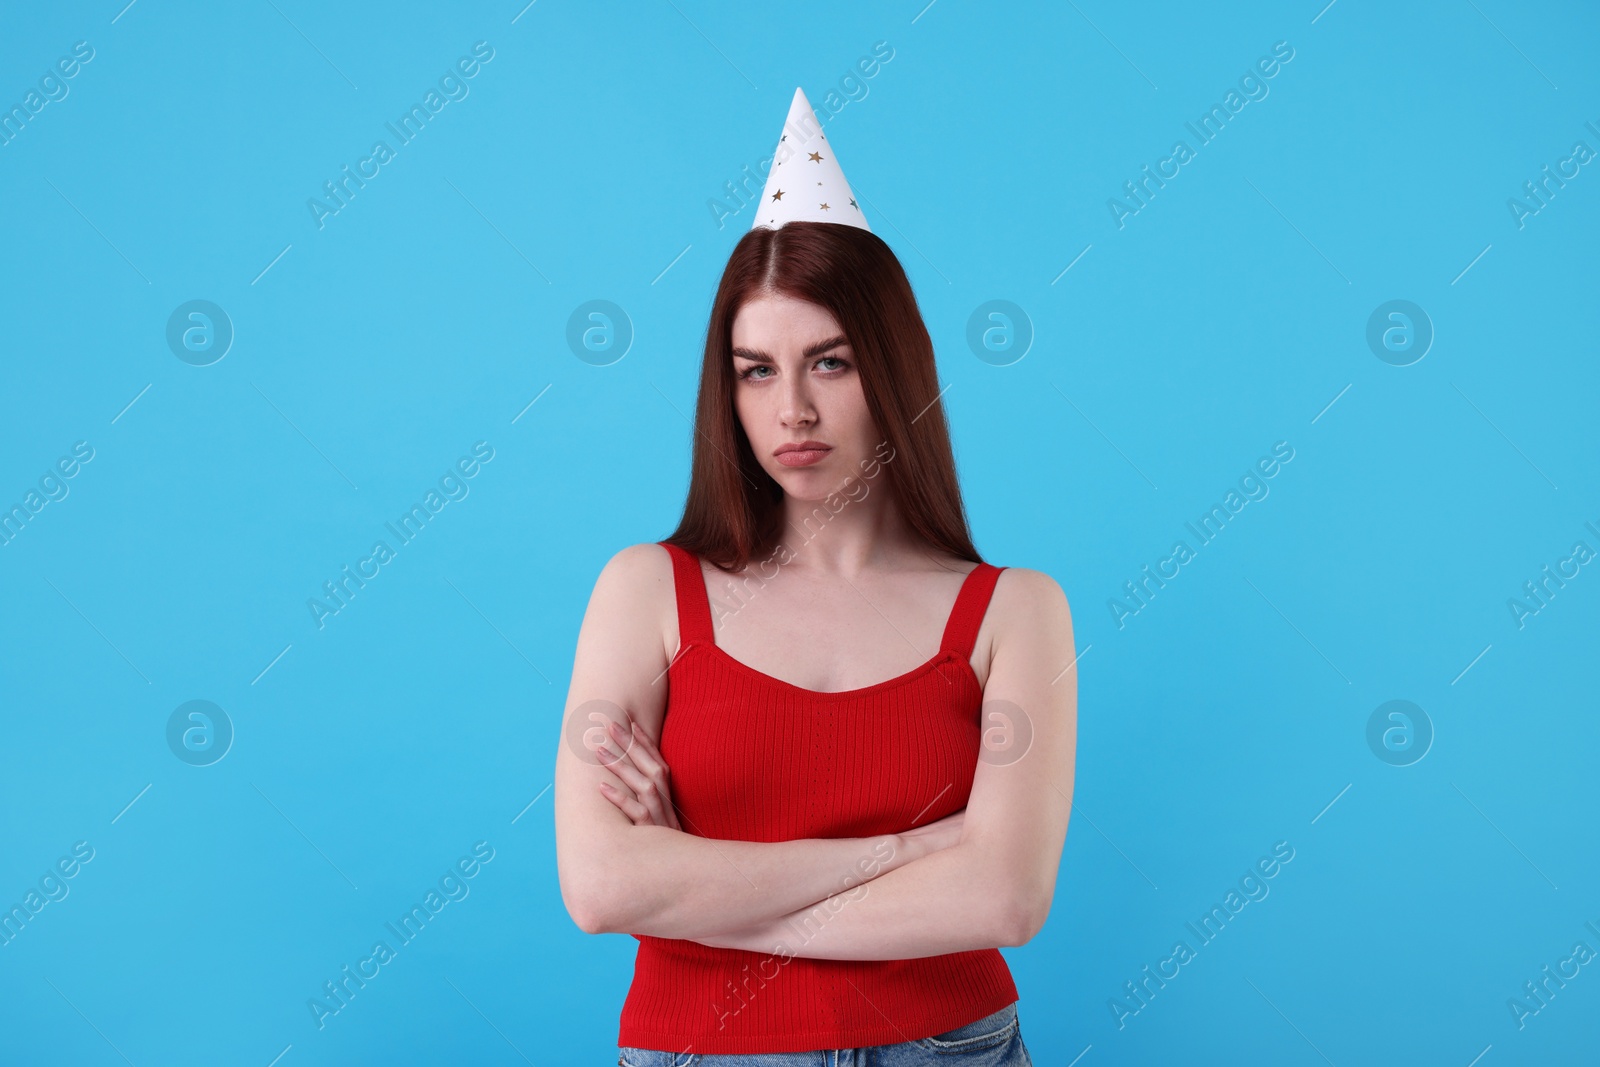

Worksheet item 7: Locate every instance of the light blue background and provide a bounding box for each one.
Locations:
[2,1,1597,1063]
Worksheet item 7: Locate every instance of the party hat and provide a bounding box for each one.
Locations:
[751,87,870,233]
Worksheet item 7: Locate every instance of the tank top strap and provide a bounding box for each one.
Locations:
[658,541,715,647]
[939,563,1006,660]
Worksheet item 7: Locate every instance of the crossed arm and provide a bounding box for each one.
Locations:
[552,546,1077,961]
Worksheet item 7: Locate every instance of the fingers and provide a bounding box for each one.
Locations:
[593,723,643,780]
[601,756,671,825]
[600,776,680,829]
[597,737,674,829]
[604,720,679,829]
[620,721,667,779]
[591,717,681,830]
[628,720,667,762]
[618,722,681,830]
[598,781,651,825]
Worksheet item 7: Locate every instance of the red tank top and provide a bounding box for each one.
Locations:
[616,541,1020,1055]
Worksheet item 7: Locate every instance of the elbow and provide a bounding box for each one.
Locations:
[567,897,612,936]
[558,865,625,935]
[558,821,649,935]
[561,881,612,935]
[997,887,1051,947]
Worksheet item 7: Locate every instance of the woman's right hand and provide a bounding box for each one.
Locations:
[595,717,682,830]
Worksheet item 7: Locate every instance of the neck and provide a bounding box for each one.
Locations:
[774,474,915,577]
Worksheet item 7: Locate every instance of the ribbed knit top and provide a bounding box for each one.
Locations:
[616,541,1019,1055]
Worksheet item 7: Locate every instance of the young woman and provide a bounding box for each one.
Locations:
[554,219,1076,1066]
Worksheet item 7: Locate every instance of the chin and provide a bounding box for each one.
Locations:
[772,469,826,490]
[771,464,853,500]
[768,463,832,489]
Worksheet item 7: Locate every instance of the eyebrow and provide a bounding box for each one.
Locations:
[730,334,850,364]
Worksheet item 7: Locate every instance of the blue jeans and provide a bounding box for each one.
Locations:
[617,1001,1031,1066]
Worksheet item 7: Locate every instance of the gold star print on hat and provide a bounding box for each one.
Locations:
[752,87,870,233]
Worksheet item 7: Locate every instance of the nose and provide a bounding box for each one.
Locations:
[778,372,816,428]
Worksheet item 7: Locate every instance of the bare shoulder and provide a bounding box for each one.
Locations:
[587,541,677,656]
[992,566,1072,619]
[595,541,674,589]
[983,567,1075,675]
[959,562,1071,689]
[594,540,676,601]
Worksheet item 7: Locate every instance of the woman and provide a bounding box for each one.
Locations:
[554,218,1076,1065]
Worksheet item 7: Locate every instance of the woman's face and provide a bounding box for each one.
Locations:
[730,291,876,500]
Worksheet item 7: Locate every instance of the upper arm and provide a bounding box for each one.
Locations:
[962,566,1078,942]
[552,542,675,931]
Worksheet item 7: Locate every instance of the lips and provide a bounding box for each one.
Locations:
[774,441,831,468]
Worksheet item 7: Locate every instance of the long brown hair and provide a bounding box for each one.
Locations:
[663,221,980,574]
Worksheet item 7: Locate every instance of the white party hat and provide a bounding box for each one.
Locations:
[751,87,871,233]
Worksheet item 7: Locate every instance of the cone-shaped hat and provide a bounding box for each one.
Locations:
[751,87,870,233]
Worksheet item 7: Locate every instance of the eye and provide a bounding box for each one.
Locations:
[736,364,772,380]
[816,356,849,372]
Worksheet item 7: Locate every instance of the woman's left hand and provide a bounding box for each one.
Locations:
[596,718,682,830]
